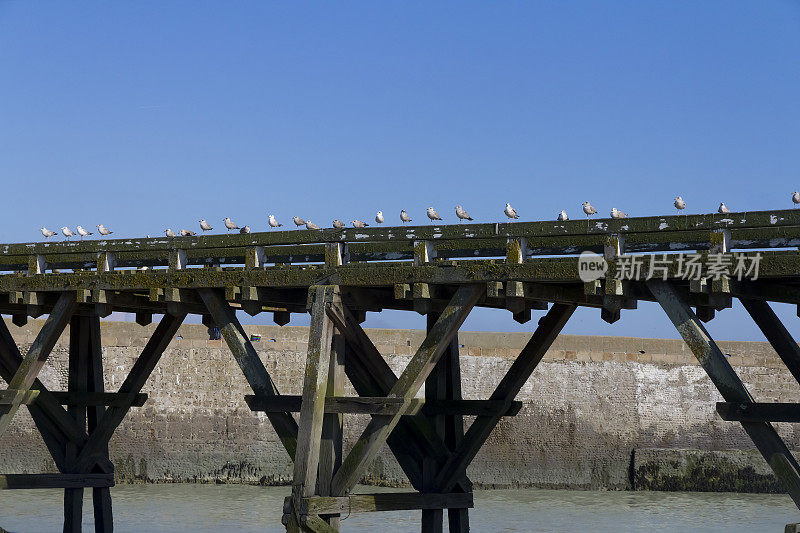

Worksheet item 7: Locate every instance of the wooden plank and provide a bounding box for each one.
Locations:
[49,391,148,407]
[300,492,474,515]
[423,311,447,533]
[0,388,39,405]
[330,284,483,496]
[64,314,89,533]
[648,279,800,509]
[435,303,576,493]
[717,402,800,423]
[317,330,345,529]
[0,473,114,490]
[741,298,800,385]
[245,395,424,415]
[198,288,299,459]
[87,314,113,532]
[0,292,76,437]
[72,312,186,473]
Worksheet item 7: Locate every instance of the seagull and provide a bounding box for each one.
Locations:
[268,214,282,228]
[352,220,369,228]
[504,203,519,222]
[199,219,213,232]
[96,224,113,236]
[240,225,250,234]
[223,217,239,232]
[165,228,177,237]
[293,216,305,229]
[557,210,568,221]
[674,196,686,215]
[718,202,730,214]
[400,210,412,223]
[427,207,442,223]
[610,208,627,219]
[61,227,75,240]
[76,226,93,239]
[376,211,384,224]
[180,229,197,237]
[332,219,346,229]
[582,202,597,228]
[41,227,56,239]
[793,191,800,207]
[455,206,473,223]
[306,220,321,230]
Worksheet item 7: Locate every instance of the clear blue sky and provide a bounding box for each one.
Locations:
[1,2,799,339]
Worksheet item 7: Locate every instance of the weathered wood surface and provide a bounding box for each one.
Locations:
[717,402,800,423]
[48,391,148,407]
[297,492,474,515]
[0,473,114,490]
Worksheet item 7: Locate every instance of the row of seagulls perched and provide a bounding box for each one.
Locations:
[41,224,113,240]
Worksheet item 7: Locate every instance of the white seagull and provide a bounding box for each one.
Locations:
[426,207,442,223]
[333,219,346,229]
[793,191,800,207]
[61,227,75,240]
[306,220,321,230]
[400,210,412,224]
[268,214,282,228]
[293,216,305,228]
[375,211,384,224]
[718,202,730,214]
[240,225,250,234]
[582,202,597,219]
[557,210,568,221]
[76,226,93,239]
[352,220,369,228]
[504,203,519,222]
[223,217,239,232]
[610,207,627,219]
[455,206,473,223]
[180,229,196,237]
[674,196,686,215]
[199,219,213,232]
[96,224,113,236]
[165,228,177,237]
[41,227,56,239]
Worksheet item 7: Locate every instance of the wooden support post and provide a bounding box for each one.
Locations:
[648,279,800,509]
[435,303,576,493]
[88,316,113,532]
[741,298,800,386]
[198,288,299,459]
[330,284,483,497]
[422,312,446,533]
[317,330,344,529]
[64,315,89,533]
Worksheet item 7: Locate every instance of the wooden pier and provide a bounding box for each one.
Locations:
[1,209,800,531]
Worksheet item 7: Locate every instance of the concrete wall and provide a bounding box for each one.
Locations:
[2,318,798,492]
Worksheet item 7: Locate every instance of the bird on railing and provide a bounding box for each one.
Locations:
[557,210,568,222]
[400,210,412,224]
[165,228,177,237]
[96,224,113,236]
[41,227,56,240]
[306,220,321,230]
[333,219,345,229]
[61,227,75,240]
[674,196,686,215]
[293,216,305,229]
[352,219,369,228]
[582,202,597,229]
[240,225,250,234]
[180,229,197,237]
[504,203,519,222]
[455,206,473,223]
[268,214,282,229]
[427,207,442,223]
[610,208,627,219]
[718,202,730,214]
[223,217,239,232]
[376,211,384,224]
[793,191,800,207]
[199,219,213,232]
[77,226,93,239]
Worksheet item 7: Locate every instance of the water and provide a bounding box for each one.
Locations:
[0,484,797,532]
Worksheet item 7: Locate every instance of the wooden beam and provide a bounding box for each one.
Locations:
[298,492,473,515]
[317,329,345,529]
[0,473,114,490]
[648,279,800,509]
[741,298,800,386]
[64,314,90,532]
[0,388,39,405]
[87,314,113,532]
[435,303,576,493]
[198,288,299,460]
[49,391,148,407]
[717,402,800,423]
[330,284,483,496]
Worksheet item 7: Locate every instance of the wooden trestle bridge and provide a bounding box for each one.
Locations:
[1,209,800,532]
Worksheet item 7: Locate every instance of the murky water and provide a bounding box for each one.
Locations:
[0,484,797,532]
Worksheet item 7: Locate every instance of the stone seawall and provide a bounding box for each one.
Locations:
[2,318,798,492]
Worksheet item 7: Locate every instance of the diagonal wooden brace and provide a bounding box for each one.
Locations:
[198,288,299,460]
[435,303,576,492]
[330,284,484,496]
[740,298,800,386]
[649,280,800,509]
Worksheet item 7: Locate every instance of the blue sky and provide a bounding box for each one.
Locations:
[1,2,799,339]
